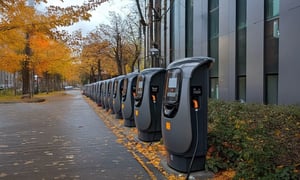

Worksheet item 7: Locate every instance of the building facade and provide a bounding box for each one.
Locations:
[0,71,15,89]
[143,0,300,105]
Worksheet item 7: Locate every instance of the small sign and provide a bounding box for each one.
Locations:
[151,86,159,93]
[191,86,202,96]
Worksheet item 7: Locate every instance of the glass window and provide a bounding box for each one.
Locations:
[266,75,278,104]
[236,28,246,76]
[209,10,219,39]
[264,0,279,104]
[237,0,247,29]
[209,0,219,11]
[265,0,280,19]
[209,38,219,77]
[236,0,247,101]
[210,78,219,99]
[264,19,279,74]
[237,76,246,102]
[208,0,219,99]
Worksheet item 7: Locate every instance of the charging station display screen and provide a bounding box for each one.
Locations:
[135,75,145,100]
[103,82,107,96]
[113,80,118,98]
[168,78,177,88]
[122,78,128,98]
[164,68,182,104]
[108,82,112,96]
[100,83,103,95]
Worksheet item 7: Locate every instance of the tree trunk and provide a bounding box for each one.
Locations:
[22,60,30,95]
[97,59,102,80]
[22,33,31,96]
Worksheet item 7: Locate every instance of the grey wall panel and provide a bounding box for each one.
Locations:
[193,0,208,56]
[164,0,172,66]
[246,0,264,103]
[219,0,236,101]
[160,0,167,67]
[174,0,185,60]
[278,0,300,105]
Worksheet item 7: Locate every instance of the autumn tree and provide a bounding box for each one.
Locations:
[96,10,141,75]
[123,14,142,72]
[80,31,117,83]
[0,0,109,95]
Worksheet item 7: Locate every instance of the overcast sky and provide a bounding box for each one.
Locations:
[37,0,134,35]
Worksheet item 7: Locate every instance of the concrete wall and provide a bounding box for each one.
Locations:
[193,0,208,57]
[173,0,185,60]
[246,0,265,103]
[278,0,300,105]
[218,0,236,101]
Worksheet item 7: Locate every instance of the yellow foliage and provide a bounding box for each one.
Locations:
[214,169,236,180]
[29,32,72,78]
[0,29,26,73]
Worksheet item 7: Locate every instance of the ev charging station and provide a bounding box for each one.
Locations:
[99,81,105,107]
[107,78,115,113]
[121,72,139,127]
[113,75,126,119]
[96,81,102,106]
[134,68,166,142]
[103,80,110,111]
[161,57,214,173]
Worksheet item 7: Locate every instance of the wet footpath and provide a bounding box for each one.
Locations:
[0,90,151,180]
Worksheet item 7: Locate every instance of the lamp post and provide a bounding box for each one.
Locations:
[150,47,159,67]
[34,74,39,94]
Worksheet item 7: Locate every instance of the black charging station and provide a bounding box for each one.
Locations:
[99,81,105,107]
[113,75,125,119]
[102,80,109,110]
[121,72,139,127]
[161,57,214,173]
[107,78,115,114]
[134,68,166,142]
[96,81,103,107]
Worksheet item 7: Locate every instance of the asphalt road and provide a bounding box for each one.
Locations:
[0,90,150,180]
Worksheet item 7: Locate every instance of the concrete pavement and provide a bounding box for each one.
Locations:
[0,90,152,179]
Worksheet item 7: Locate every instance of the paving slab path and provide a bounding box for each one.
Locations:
[0,90,150,180]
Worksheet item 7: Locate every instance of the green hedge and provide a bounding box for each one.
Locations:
[206,100,300,179]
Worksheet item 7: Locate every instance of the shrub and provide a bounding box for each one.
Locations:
[206,100,300,179]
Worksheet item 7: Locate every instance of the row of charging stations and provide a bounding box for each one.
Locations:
[82,56,214,174]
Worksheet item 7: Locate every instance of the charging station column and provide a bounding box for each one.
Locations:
[113,75,125,119]
[107,78,115,114]
[162,57,214,173]
[121,72,139,127]
[134,68,166,142]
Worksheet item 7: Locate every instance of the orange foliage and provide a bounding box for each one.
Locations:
[30,32,72,78]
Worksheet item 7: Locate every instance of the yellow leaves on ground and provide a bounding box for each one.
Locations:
[214,169,236,180]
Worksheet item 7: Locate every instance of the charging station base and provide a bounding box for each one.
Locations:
[124,119,135,127]
[138,130,162,142]
[115,112,123,119]
[161,157,214,179]
[167,153,206,173]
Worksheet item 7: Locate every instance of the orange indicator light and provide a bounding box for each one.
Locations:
[166,121,171,131]
[135,110,139,116]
